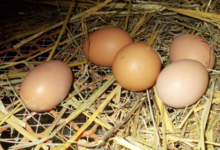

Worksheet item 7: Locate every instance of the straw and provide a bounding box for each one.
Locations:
[1,1,220,149]
[52,84,119,150]
[47,0,75,61]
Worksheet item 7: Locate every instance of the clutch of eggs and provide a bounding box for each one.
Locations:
[112,42,161,91]
[169,34,215,69]
[83,27,133,67]
[156,59,209,108]
[20,60,72,112]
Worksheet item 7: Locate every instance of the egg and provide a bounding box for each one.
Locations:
[156,59,208,108]
[83,27,133,67]
[169,34,215,69]
[112,42,161,91]
[20,60,72,112]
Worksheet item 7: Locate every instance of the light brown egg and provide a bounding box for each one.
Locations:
[169,34,215,69]
[112,42,161,91]
[20,60,72,112]
[83,27,133,67]
[156,59,208,108]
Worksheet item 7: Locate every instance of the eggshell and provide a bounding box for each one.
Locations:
[169,34,215,69]
[112,42,161,91]
[20,60,72,112]
[83,27,133,67]
[156,59,208,108]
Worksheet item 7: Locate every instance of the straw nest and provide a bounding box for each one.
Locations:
[0,0,220,149]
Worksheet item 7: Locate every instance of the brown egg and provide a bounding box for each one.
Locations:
[156,59,208,108]
[20,60,72,112]
[169,34,215,69]
[83,27,133,67]
[112,42,161,91]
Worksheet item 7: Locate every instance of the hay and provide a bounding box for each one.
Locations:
[0,0,220,149]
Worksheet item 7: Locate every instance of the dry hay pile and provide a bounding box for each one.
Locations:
[0,0,220,150]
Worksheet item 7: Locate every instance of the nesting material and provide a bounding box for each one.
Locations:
[0,0,220,150]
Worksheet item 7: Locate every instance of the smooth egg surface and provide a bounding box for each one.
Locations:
[156,59,208,108]
[83,27,133,67]
[20,60,72,112]
[112,42,161,91]
[169,34,215,69]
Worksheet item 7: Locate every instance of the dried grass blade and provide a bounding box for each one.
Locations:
[206,115,215,150]
[10,133,55,150]
[0,39,69,70]
[126,136,146,150]
[165,18,211,36]
[10,132,56,149]
[130,13,147,37]
[96,98,144,149]
[34,107,67,150]
[65,50,78,64]
[65,76,115,123]
[13,29,50,49]
[160,95,167,149]
[126,136,161,149]
[198,81,215,150]
[47,0,75,61]
[166,7,220,21]
[52,84,119,150]
[131,107,140,137]
[81,0,112,50]
[0,79,23,86]
[0,72,28,80]
[153,86,174,132]
[177,100,200,129]
[106,3,163,10]
[167,135,220,147]
[148,30,159,46]
[0,101,25,127]
[115,85,121,103]
[0,112,48,150]
[93,11,150,15]
[68,61,87,68]
[0,61,87,80]
[207,89,220,97]
[124,0,132,30]
[0,103,22,126]
[194,97,220,112]
[12,0,108,49]
[67,97,113,130]
[0,26,49,45]
[113,137,143,150]
[146,90,160,147]
[1,24,117,71]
